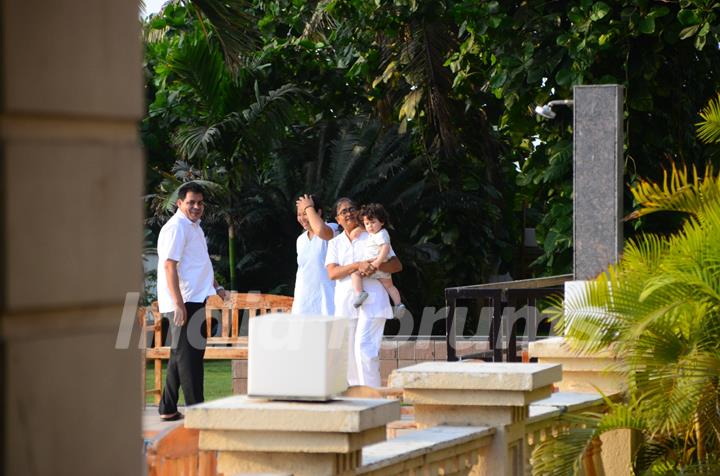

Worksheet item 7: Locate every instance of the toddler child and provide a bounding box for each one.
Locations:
[350,203,404,314]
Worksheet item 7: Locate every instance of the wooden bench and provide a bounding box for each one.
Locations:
[142,293,294,403]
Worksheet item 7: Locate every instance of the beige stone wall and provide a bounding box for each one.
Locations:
[232,338,489,392]
[1,0,144,474]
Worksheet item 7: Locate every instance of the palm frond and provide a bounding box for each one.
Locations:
[166,26,229,117]
[327,124,372,198]
[627,163,720,221]
[183,0,259,71]
[696,93,720,144]
[402,17,459,160]
[235,82,306,156]
[173,124,223,159]
[301,0,338,40]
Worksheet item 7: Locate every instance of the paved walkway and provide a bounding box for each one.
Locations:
[143,405,186,438]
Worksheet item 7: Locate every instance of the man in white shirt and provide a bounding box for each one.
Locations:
[325,198,402,387]
[157,182,226,421]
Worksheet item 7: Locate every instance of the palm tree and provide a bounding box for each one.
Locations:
[144,8,305,291]
[532,163,720,475]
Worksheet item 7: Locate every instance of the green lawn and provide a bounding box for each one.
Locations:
[145,360,234,405]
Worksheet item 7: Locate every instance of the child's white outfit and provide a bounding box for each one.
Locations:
[362,229,392,279]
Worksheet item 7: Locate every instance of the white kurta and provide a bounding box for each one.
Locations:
[291,222,339,316]
[325,230,395,387]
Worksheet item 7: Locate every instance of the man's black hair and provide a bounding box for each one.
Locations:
[178,181,206,200]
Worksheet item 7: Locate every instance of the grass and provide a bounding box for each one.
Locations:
[145,360,234,405]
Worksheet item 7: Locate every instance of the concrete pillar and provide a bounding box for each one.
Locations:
[528,337,625,396]
[389,362,562,476]
[528,337,633,476]
[185,396,400,476]
[573,85,624,280]
[1,1,144,474]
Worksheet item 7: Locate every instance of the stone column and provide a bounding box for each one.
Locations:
[573,84,624,280]
[389,362,562,476]
[528,337,624,395]
[1,1,144,474]
[186,396,400,476]
[528,337,633,476]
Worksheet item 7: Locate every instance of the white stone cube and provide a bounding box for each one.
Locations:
[248,314,351,400]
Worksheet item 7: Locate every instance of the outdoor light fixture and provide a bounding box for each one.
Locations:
[534,99,574,119]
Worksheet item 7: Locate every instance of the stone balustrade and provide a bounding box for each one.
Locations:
[388,362,562,476]
[358,425,495,476]
[526,392,607,475]
[184,361,626,476]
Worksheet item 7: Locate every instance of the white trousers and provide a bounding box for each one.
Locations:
[347,317,386,387]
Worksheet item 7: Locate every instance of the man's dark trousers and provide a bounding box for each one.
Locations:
[159,301,207,414]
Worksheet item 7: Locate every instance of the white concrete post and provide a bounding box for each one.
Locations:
[185,396,400,476]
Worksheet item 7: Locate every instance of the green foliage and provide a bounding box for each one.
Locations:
[697,93,720,144]
[628,163,720,223]
[142,0,720,331]
[533,164,720,474]
[447,0,720,274]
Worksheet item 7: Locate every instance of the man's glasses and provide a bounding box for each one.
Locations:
[337,206,357,216]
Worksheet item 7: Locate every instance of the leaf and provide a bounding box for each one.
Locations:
[149,16,167,30]
[677,9,701,26]
[638,17,655,34]
[648,6,670,19]
[698,22,710,37]
[555,68,574,87]
[568,7,585,25]
[679,24,700,40]
[556,33,571,46]
[590,2,610,21]
[488,69,507,89]
[398,89,423,121]
[372,60,397,88]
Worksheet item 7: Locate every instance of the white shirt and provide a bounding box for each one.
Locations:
[157,210,216,313]
[292,222,339,315]
[325,230,395,320]
[362,228,391,261]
